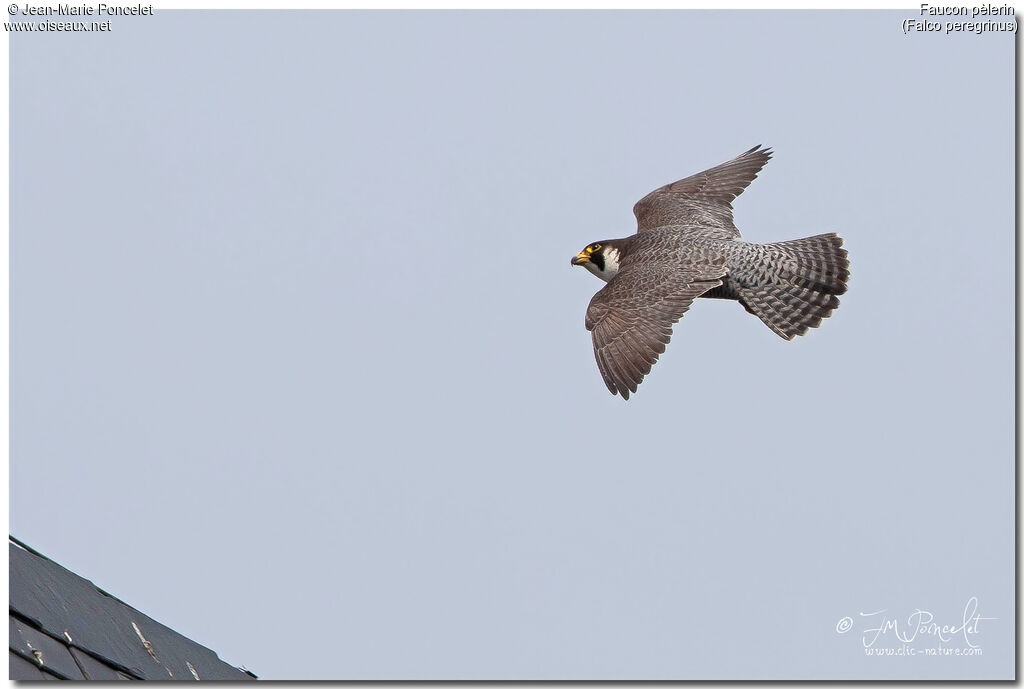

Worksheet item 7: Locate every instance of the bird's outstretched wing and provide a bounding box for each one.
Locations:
[585,258,726,399]
[632,145,772,238]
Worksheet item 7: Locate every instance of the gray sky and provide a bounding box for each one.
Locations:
[10,10,1014,680]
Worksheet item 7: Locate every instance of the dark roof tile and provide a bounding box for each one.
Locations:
[10,649,47,681]
[70,647,135,681]
[9,616,85,680]
[9,540,254,681]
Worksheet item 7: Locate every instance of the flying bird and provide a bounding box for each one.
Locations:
[571,145,849,399]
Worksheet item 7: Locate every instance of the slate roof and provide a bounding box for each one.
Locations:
[9,537,256,681]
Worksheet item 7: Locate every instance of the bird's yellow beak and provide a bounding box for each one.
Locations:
[571,250,590,266]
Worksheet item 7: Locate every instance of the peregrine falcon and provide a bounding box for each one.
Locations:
[571,145,849,399]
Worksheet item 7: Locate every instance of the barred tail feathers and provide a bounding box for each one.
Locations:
[736,233,849,340]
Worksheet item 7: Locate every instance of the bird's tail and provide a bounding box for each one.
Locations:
[735,233,850,340]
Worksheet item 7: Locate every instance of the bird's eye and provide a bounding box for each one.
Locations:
[592,244,602,251]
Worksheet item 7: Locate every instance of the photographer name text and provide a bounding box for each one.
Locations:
[13,3,151,15]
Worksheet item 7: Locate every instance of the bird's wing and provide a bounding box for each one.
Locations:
[585,257,726,399]
[632,145,772,238]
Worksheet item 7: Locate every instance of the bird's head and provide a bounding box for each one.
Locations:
[570,241,622,282]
